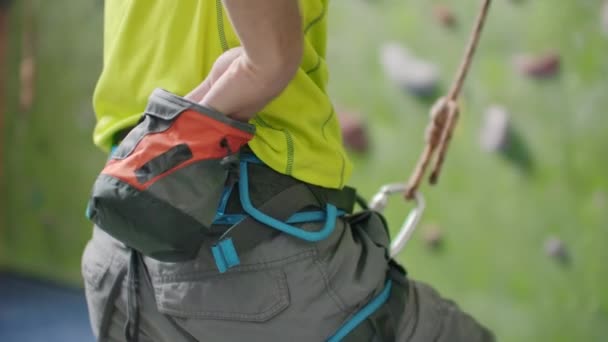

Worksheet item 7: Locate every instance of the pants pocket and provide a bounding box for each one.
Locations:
[81,238,128,339]
[151,268,290,322]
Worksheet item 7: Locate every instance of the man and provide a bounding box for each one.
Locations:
[82,1,494,341]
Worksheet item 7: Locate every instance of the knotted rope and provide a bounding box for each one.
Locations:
[405,0,492,200]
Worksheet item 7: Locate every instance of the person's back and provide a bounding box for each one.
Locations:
[82,1,494,341]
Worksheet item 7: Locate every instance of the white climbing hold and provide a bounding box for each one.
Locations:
[544,236,568,263]
[380,42,440,97]
[479,105,510,152]
[422,224,443,250]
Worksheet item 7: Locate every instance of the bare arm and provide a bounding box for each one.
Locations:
[187,0,303,122]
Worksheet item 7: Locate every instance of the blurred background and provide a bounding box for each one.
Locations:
[1,0,607,341]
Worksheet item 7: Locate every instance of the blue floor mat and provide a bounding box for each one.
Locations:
[0,272,95,342]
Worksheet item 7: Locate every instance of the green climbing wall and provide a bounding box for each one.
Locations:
[328,1,608,341]
[1,0,607,341]
[1,0,104,282]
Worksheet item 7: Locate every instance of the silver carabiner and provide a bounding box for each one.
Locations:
[369,183,425,258]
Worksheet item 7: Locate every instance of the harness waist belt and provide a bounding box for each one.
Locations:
[210,157,356,273]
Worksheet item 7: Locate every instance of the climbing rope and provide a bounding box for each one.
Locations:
[404,0,492,200]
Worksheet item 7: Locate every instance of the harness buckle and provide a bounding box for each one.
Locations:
[211,238,241,273]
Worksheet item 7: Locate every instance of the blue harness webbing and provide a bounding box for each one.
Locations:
[211,156,343,273]
[211,155,393,342]
[328,280,393,342]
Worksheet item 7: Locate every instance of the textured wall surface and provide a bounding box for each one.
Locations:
[1,0,104,282]
[328,1,608,341]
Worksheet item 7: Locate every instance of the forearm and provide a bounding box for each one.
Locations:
[199,0,303,120]
[226,0,302,77]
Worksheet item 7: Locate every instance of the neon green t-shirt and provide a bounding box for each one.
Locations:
[93,0,352,189]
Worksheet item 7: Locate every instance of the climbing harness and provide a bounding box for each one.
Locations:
[372,0,492,259]
[210,154,353,273]
[210,155,394,341]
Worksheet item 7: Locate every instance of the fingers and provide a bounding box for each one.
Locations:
[185,47,245,103]
[185,79,211,102]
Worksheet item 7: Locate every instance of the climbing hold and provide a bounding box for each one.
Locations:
[380,42,440,98]
[337,109,369,153]
[513,52,560,78]
[544,236,569,264]
[479,105,510,152]
[433,5,456,28]
[19,56,35,112]
[602,1,608,36]
[592,191,606,210]
[422,224,443,250]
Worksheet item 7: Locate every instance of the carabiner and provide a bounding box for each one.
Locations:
[369,183,425,257]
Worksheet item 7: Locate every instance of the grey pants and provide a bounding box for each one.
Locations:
[83,219,493,342]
